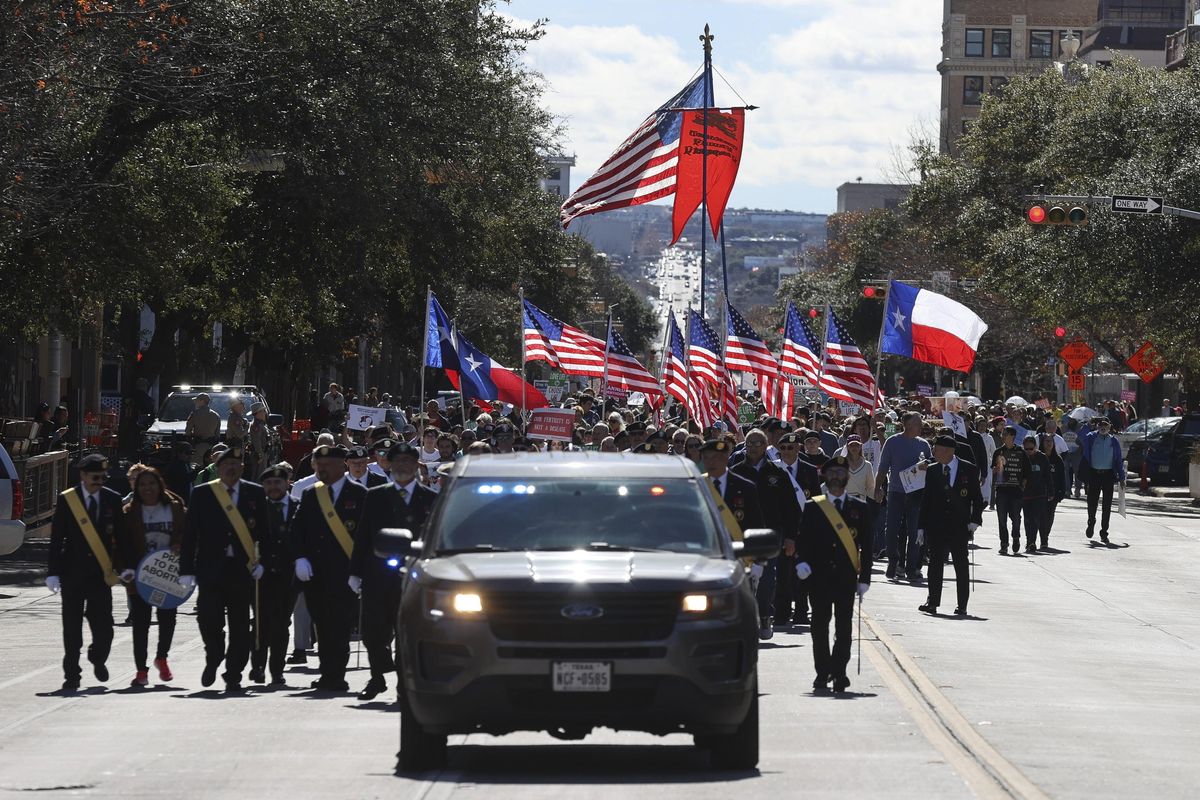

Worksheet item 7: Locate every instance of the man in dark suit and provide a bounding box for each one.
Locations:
[918,435,985,616]
[794,456,872,694]
[47,453,136,692]
[293,444,368,692]
[733,429,800,638]
[346,445,389,489]
[700,439,769,637]
[350,441,438,701]
[250,464,297,686]
[771,431,816,624]
[179,447,271,692]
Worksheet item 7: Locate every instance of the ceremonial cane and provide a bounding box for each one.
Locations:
[254,543,261,652]
[856,593,863,676]
[356,596,364,669]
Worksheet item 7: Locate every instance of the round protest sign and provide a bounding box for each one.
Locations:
[135,548,195,610]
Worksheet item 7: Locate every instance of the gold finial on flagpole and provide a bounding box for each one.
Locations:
[700,23,714,54]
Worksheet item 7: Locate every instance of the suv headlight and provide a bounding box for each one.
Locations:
[424,588,485,620]
[679,589,738,621]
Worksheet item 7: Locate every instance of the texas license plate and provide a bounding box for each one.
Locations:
[552,662,611,693]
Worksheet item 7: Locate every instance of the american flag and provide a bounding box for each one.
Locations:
[605,328,664,400]
[523,300,606,377]
[687,309,723,387]
[725,300,780,377]
[719,369,741,429]
[561,75,712,229]
[522,306,561,369]
[760,372,794,420]
[818,308,885,411]
[662,311,689,405]
[781,301,821,384]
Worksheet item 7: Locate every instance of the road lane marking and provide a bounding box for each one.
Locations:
[864,615,1051,800]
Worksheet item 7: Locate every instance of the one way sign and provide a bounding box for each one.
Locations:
[1111,195,1164,214]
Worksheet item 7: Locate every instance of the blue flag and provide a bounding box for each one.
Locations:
[425,294,455,369]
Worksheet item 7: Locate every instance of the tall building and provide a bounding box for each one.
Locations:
[836,181,912,213]
[938,0,1096,153]
[539,154,575,197]
[1165,0,1200,68]
[1078,0,1189,68]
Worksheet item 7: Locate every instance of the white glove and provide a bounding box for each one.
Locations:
[916,529,925,545]
[250,564,264,581]
[967,523,979,533]
[749,563,764,580]
[178,575,196,589]
[348,575,362,595]
[294,558,313,582]
[120,569,136,583]
[857,582,869,597]
[795,562,813,580]
[45,575,61,593]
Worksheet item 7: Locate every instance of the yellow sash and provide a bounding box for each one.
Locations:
[314,481,354,559]
[704,475,743,541]
[812,495,861,574]
[207,480,258,572]
[62,489,119,586]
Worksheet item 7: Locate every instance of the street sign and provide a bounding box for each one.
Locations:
[1111,195,1164,215]
[1058,339,1095,371]
[1067,372,1085,391]
[1126,341,1165,384]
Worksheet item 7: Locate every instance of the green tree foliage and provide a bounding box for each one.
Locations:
[907,56,1200,393]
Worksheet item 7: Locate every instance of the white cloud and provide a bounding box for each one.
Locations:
[512,1,942,209]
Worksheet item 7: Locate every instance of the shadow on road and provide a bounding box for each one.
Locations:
[0,537,50,587]
[416,743,761,783]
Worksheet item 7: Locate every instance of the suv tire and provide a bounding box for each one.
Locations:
[703,679,759,771]
[397,709,447,773]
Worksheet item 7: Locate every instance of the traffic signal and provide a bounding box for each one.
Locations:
[861,283,888,301]
[1055,326,1066,337]
[1027,204,1087,227]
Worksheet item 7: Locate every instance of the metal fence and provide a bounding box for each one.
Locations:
[15,451,70,527]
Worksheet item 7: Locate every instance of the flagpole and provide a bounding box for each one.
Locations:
[419,285,431,434]
[698,24,714,319]
[601,310,613,412]
[451,321,467,423]
[817,303,831,407]
[657,311,672,416]
[872,271,894,405]
[519,286,527,426]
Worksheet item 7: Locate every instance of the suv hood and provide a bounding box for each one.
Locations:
[420,551,737,586]
[147,420,227,435]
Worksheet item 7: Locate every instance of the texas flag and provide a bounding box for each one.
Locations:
[881,280,988,373]
[425,294,548,410]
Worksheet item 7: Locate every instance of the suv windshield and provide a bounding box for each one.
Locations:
[158,392,260,422]
[434,478,722,555]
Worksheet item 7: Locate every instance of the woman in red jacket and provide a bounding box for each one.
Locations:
[123,466,187,687]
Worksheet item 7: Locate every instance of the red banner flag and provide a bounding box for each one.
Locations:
[670,107,745,244]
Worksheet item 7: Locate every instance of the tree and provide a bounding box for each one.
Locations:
[907,55,1200,397]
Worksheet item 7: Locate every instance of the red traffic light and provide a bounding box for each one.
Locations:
[862,286,876,298]
[1027,205,1047,224]
[1055,326,1066,337]
[808,308,818,318]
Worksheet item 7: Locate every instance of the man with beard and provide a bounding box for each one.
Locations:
[349,442,438,701]
[794,457,871,694]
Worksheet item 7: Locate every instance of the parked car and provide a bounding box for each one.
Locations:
[0,443,26,555]
[1117,416,1178,449]
[1136,413,1200,484]
[375,452,779,773]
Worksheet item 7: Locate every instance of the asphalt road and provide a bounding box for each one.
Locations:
[2,493,1199,799]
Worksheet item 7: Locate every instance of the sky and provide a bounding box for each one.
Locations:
[503,0,944,214]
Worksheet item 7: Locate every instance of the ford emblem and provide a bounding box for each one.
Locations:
[560,603,604,620]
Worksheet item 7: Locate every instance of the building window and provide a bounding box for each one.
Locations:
[1030,30,1053,58]
[990,76,1009,96]
[546,168,562,181]
[963,76,984,105]
[992,29,1011,58]
[965,28,984,57]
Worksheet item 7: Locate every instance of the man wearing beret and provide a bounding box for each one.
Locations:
[293,444,369,692]
[249,464,297,686]
[794,456,872,693]
[350,441,438,701]
[918,435,985,616]
[47,454,137,692]
[700,439,770,638]
[179,447,272,692]
[732,429,801,638]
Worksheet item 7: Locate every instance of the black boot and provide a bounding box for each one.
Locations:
[358,676,387,701]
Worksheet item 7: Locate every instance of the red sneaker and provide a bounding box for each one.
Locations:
[131,670,149,687]
[154,658,173,682]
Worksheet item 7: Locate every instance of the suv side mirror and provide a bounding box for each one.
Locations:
[375,527,421,558]
[267,413,283,426]
[733,529,779,561]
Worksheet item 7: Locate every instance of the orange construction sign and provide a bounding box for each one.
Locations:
[1126,341,1165,384]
